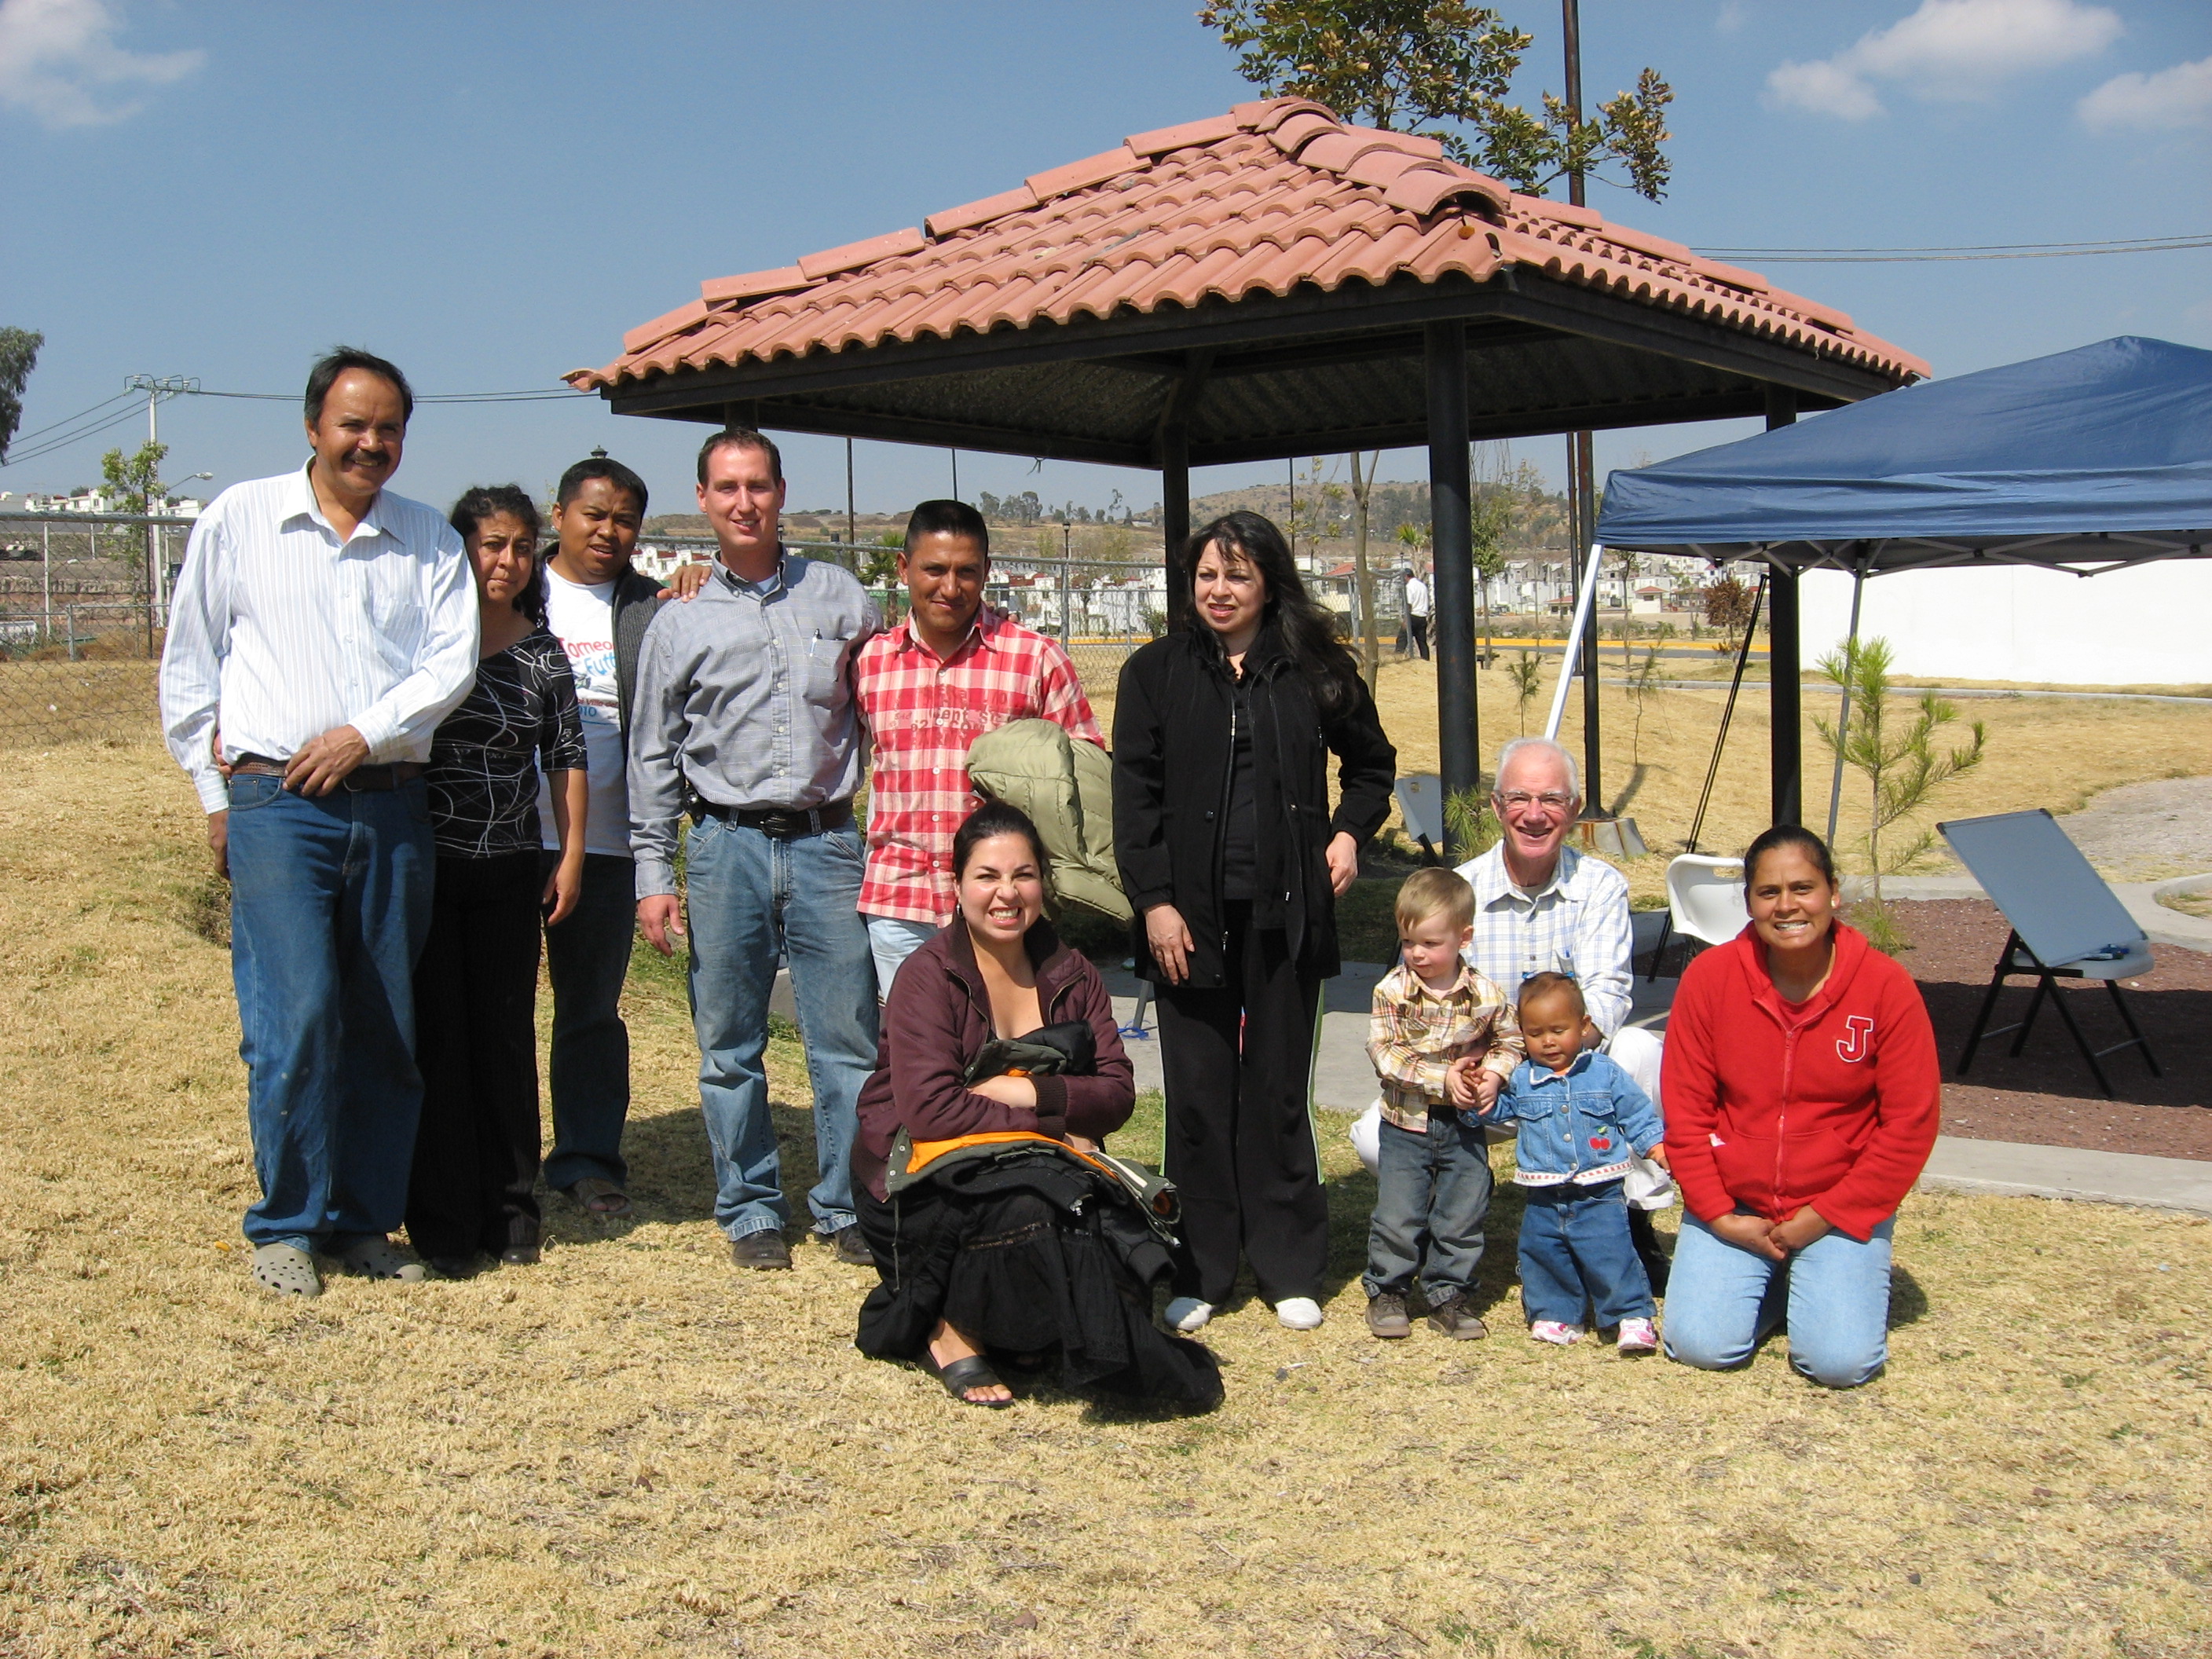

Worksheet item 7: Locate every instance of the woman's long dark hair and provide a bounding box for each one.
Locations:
[449,484,546,623]
[1183,510,1361,719]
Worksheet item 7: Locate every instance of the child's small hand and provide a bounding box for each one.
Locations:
[1444,1057,1482,1108]
[1474,1068,1501,1111]
[1643,1144,1671,1170]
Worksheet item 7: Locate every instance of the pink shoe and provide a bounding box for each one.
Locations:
[1529,1320,1583,1346]
[1616,1317,1659,1353]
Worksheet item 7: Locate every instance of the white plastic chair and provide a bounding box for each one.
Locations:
[1664,854,1749,955]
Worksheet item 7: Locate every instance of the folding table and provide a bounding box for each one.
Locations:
[1939,809,2161,1098]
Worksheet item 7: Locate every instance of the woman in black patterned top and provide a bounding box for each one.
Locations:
[407,485,588,1278]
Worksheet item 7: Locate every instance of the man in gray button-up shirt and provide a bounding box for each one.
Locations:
[631,428,881,1270]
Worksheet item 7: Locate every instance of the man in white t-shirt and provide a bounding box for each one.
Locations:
[534,455,703,1220]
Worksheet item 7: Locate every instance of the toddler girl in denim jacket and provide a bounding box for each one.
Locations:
[1472,972,1670,1352]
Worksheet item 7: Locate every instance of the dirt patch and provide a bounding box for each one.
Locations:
[1890,899,2212,1160]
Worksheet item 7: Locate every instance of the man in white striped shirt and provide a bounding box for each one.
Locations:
[1456,736,1669,1287]
[159,348,478,1298]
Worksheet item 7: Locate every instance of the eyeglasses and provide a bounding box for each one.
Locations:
[1496,791,1574,812]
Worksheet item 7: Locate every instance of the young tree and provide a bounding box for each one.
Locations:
[1703,572,1754,653]
[0,327,41,462]
[1815,636,1988,909]
[1507,649,1543,734]
[99,439,170,588]
[1199,1,1674,200]
[1624,643,1670,766]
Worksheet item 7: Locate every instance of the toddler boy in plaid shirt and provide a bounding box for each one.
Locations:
[1361,868,1522,1341]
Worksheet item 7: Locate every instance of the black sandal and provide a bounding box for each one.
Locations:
[928,1353,1015,1408]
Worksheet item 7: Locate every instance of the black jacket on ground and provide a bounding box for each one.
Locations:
[1112,624,1396,987]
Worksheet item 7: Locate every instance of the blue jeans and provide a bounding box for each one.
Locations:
[684,818,877,1239]
[540,851,635,1192]
[865,914,940,1002]
[224,772,435,1252]
[1362,1111,1493,1302]
[1663,1210,1896,1389]
[1517,1179,1654,1328]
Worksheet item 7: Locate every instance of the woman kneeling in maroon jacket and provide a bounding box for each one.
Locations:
[851,801,1221,1409]
[1661,826,1941,1388]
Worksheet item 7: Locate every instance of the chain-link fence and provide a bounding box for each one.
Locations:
[643,537,1416,709]
[0,512,186,748]
[1,514,1425,749]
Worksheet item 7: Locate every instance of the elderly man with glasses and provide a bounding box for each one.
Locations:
[1454,735,1670,1287]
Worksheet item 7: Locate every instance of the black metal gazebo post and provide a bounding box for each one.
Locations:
[1763,385,1801,826]
[1426,320,1480,827]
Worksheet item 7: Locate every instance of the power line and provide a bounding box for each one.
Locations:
[1,401,149,467]
[4,390,138,449]
[1696,232,2211,263]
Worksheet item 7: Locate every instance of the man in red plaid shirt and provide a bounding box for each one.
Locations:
[853,499,1102,996]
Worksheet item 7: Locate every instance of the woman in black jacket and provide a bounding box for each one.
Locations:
[1113,511,1396,1333]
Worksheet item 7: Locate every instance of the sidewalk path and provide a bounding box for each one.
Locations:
[1920,1137,2212,1216]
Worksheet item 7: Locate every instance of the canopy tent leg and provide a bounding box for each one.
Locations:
[1161,421,1190,631]
[1426,320,1481,824]
[1763,387,1801,826]
[1573,430,1602,813]
[1825,554,1870,846]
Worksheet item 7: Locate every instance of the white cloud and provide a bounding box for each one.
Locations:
[2078,55,2212,132]
[1765,0,2122,121]
[0,0,203,129]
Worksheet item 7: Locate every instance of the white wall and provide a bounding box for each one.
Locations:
[1800,561,2212,687]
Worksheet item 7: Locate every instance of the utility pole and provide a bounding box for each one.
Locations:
[1562,1,1603,817]
[123,375,197,646]
[845,437,856,551]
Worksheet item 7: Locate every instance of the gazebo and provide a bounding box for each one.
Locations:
[569,97,1925,822]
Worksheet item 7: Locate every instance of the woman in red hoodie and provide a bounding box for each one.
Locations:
[1661,825,1940,1388]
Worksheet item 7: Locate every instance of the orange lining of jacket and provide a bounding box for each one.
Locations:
[905,1129,1120,1185]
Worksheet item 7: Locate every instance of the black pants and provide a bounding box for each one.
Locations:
[406,851,545,1258]
[1154,903,1325,1305]
[540,851,634,1192]
[1409,615,1430,659]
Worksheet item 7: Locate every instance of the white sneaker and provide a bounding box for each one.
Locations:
[1165,1296,1214,1334]
[1529,1320,1584,1346]
[1616,1317,1659,1353]
[1274,1296,1324,1331]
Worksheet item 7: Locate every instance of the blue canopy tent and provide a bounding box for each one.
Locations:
[1593,335,2212,828]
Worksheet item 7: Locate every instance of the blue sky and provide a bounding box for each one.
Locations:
[2,0,2206,518]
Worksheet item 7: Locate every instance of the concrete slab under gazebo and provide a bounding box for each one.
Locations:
[569,97,1925,832]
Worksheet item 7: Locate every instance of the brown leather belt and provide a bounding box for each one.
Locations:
[232,753,427,791]
[693,797,852,838]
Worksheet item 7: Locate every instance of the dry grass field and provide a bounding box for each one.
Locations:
[4,741,2211,1657]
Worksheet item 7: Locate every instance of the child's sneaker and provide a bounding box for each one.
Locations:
[1364,1293,1412,1339]
[1616,1317,1659,1353]
[1274,1296,1325,1330]
[1529,1320,1584,1346]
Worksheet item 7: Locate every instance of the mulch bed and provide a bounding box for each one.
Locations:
[1643,899,2210,1159]
[1873,899,2207,1162]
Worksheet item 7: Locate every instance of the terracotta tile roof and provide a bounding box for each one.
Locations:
[571,98,1926,393]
